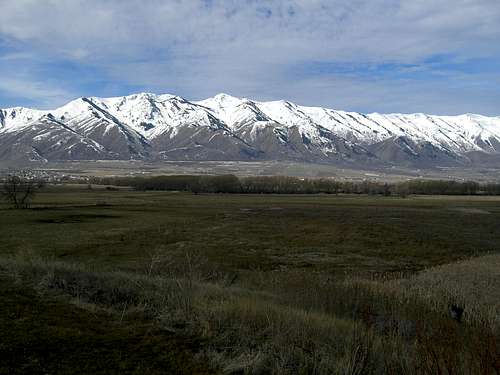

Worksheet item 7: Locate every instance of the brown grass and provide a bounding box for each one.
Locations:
[1,251,499,374]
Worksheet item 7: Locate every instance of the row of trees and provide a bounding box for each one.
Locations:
[89,174,500,196]
[3,172,499,210]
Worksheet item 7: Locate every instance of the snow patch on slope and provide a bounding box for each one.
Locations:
[2,92,500,163]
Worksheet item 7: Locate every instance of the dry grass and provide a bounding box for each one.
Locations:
[376,254,500,330]
[1,251,499,374]
[2,191,500,373]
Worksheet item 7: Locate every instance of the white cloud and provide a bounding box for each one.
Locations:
[0,76,75,108]
[0,0,499,114]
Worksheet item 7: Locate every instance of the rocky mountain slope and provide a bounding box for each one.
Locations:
[1,92,499,168]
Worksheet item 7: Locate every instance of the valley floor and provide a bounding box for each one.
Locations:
[0,188,499,373]
[2,160,500,183]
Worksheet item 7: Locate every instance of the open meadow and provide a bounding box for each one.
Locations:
[1,186,499,373]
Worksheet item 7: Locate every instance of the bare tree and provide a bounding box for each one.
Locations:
[2,173,44,209]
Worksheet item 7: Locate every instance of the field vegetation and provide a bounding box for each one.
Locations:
[0,185,499,373]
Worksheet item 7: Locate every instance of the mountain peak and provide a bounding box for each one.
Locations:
[124,92,158,100]
[207,93,246,105]
[1,92,499,167]
[214,92,238,100]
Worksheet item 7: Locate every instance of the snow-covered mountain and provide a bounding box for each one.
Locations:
[1,92,499,168]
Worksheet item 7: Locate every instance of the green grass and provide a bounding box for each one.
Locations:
[1,186,499,373]
[1,186,499,273]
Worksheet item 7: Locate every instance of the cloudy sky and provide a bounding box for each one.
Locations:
[0,0,499,115]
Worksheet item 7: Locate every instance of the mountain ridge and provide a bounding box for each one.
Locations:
[1,92,499,168]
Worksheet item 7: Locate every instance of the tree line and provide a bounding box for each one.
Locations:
[88,174,500,196]
[3,172,499,209]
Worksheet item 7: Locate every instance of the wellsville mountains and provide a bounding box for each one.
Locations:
[1,92,499,168]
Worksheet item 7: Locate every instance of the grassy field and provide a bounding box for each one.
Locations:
[1,186,499,373]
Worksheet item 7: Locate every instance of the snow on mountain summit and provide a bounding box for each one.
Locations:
[1,92,499,165]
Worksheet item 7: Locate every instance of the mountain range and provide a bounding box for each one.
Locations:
[1,92,499,168]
